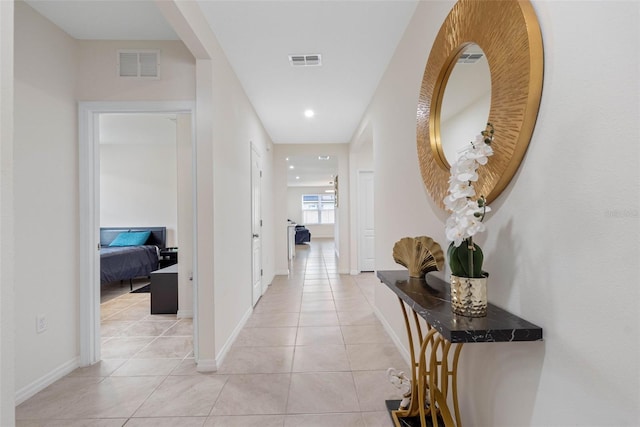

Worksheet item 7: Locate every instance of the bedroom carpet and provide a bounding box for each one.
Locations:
[16,238,405,427]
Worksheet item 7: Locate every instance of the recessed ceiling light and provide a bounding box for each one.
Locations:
[304,109,315,118]
[289,165,294,169]
[325,190,334,193]
[285,157,289,161]
[318,155,330,160]
[296,176,300,180]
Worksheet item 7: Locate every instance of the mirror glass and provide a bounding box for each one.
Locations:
[439,44,491,166]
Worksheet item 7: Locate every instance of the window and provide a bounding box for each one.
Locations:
[302,194,335,224]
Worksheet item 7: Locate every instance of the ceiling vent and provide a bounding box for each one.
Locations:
[457,52,484,64]
[118,49,160,78]
[289,54,322,67]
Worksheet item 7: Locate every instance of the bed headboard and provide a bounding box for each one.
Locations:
[100,227,167,249]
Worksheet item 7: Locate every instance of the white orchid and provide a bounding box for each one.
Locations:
[444,126,494,245]
[444,124,494,278]
[448,182,475,200]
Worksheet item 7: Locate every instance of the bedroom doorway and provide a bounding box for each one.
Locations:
[79,101,196,367]
[99,113,178,298]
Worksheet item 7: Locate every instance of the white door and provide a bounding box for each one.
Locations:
[251,145,262,306]
[358,171,375,272]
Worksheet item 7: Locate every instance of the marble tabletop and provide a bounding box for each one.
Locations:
[377,270,543,343]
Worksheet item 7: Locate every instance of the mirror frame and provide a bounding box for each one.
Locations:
[417,0,544,209]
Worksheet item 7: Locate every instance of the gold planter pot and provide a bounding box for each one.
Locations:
[450,275,487,317]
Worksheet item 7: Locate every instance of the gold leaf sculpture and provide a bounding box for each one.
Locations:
[393,236,444,278]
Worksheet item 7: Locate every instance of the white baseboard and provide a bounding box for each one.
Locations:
[372,305,411,367]
[177,309,193,319]
[350,270,360,276]
[275,270,289,276]
[339,269,349,275]
[196,359,217,373]
[15,356,79,405]
[263,274,275,291]
[215,306,253,369]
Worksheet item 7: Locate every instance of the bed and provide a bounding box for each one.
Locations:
[100,227,166,287]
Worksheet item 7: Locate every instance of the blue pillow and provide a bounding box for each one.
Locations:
[109,231,151,247]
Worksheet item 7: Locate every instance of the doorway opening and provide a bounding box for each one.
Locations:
[79,101,196,367]
[285,154,339,265]
[99,113,179,301]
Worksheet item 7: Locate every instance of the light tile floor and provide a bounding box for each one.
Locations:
[17,239,408,426]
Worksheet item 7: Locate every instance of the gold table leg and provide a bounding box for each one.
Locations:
[391,297,463,427]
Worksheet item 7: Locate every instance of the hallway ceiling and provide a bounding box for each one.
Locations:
[25,0,418,145]
[286,155,338,188]
[24,0,179,40]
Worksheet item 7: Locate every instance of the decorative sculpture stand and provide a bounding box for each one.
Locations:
[394,298,464,427]
[377,271,543,427]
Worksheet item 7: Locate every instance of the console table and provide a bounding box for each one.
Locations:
[377,270,542,427]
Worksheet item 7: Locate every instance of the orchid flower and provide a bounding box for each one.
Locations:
[444,124,494,246]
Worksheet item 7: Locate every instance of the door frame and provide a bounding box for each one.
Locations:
[78,101,195,366]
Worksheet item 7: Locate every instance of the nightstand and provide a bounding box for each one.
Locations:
[151,264,178,314]
[159,247,178,268]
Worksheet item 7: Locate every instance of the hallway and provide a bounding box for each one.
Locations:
[16,239,407,426]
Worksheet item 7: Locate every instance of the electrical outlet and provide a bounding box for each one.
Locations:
[36,314,47,334]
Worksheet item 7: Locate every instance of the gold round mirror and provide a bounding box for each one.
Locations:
[417,0,544,209]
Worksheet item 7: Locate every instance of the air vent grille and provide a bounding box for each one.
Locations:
[289,54,322,67]
[118,50,160,78]
[457,52,483,64]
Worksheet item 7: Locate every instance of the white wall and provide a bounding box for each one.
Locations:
[0,0,14,424]
[77,40,195,102]
[11,3,198,402]
[286,186,335,238]
[10,0,275,409]
[210,54,275,364]
[155,1,276,369]
[14,1,79,395]
[191,52,275,365]
[99,122,179,247]
[274,143,350,275]
[357,0,640,425]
